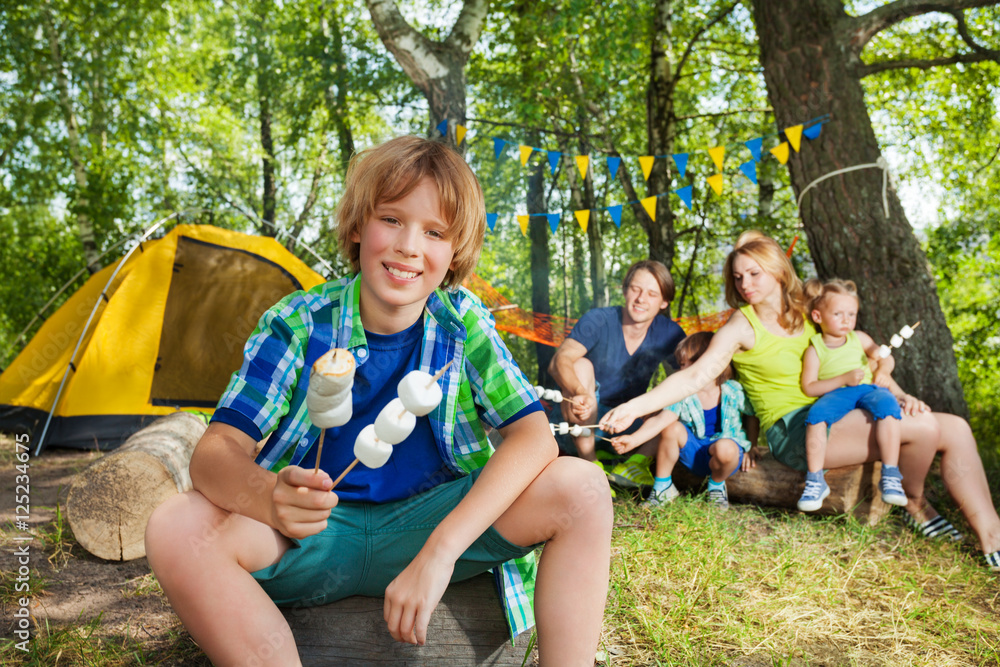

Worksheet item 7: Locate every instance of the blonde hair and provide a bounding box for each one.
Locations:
[803,278,860,315]
[723,230,806,331]
[335,136,486,288]
[675,331,733,386]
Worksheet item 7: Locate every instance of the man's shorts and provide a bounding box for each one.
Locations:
[251,467,537,608]
[676,424,744,478]
[806,384,901,426]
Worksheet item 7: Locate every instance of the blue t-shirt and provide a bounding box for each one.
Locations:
[702,404,721,437]
[568,306,685,407]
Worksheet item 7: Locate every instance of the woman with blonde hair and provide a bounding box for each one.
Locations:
[602,230,1000,572]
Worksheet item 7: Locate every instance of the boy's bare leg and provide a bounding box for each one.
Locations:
[654,421,686,478]
[875,417,901,467]
[707,438,741,483]
[804,422,828,473]
[145,491,300,666]
[492,457,612,666]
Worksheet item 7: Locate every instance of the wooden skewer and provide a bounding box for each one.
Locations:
[429,360,454,385]
[313,429,327,474]
[911,321,921,329]
[330,458,359,489]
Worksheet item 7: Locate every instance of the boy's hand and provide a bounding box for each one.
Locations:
[611,435,636,455]
[741,445,762,472]
[270,465,338,540]
[843,368,865,386]
[384,549,454,645]
[873,371,892,388]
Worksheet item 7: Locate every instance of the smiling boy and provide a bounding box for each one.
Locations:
[145,136,611,666]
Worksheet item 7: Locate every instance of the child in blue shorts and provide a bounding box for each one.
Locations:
[797,278,905,512]
[144,136,612,664]
[610,332,757,510]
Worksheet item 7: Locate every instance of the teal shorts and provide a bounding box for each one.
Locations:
[251,467,536,607]
[765,406,813,472]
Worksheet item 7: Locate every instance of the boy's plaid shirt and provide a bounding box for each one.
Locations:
[216,274,540,638]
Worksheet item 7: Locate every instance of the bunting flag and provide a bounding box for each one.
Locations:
[739,161,757,185]
[785,125,803,152]
[707,173,724,196]
[547,213,560,233]
[456,124,467,145]
[608,204,623,228]
[548,151,561,175]
[639,156,655,181]
[486,212,498,232]
[745,137,763,163]
[575,209,590,233]
[769,142,790,165]
[519,145,533,166]
[575,155,589,181]
[436,119,448,137]
[676,185,693,210]
[803,123,823,140]
[672,153,689,180]
[517,214,530,236]
[607,156,621,177]
[641,196,658,221]
[493,137,507,159]
[708,146,725,171]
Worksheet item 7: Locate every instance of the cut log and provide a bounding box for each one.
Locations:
[66,411,206,560]
[671,450,892,525]
[283,572,535,666]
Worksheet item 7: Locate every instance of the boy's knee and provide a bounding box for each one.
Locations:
[145,491,224,567]
[542,458,612,517]
[664,420,686,442]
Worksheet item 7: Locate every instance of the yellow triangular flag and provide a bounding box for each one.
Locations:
[574,209,590,233]
[639,156,655,181]
[456,124,467,145]
[785,125,803,152]
[641,196,658,221]
[517,214,530,236]
[708,146,725,171]
[769,142,790,165]
[575,155,589,181]
[707,173,724,196]
[519,145,533,166]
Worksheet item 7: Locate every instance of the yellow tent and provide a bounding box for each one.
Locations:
[0,224,326,452]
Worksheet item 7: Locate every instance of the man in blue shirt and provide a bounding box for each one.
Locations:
[548,260,685,471]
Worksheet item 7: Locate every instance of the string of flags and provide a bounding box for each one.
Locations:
[434,115,829,235]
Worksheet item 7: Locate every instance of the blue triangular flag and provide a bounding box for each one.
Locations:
[486,213,498,232]
[606,156,621,177]
[745,137,763,162]
[548,151,561,175]
[492,137,507,159]
[803,123,823,140]
[672,153,689,180]
[607,205,623,228]
[546,213,560,233]
[436,119,448,137]
[739,161,758,185]
[676,185,693,211]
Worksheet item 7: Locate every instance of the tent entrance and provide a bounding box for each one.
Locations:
[150,236,304,408]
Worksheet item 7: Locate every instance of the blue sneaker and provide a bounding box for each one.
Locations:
[879,466,908,506]
[798,473,830,512]
[707,483,729,511]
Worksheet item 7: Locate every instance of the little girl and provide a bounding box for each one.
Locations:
[798,278,906,512]
[611,332,757,510]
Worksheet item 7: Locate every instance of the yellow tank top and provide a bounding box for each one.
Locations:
[732,305,816,434]
[811,331,873,384]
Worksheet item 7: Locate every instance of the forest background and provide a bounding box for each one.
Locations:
[1,0,999,448]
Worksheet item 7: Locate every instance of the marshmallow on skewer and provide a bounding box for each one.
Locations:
[533,385,545,397]
[354,424,394,469]
[308,349,356,429]
[374,398,416,445]
[397,370,443,417]
[900,325,915,339]
[558,422,570,435]
[890,334,904,348]
[877,344,892,359]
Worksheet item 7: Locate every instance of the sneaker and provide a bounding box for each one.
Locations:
[607,454,654,489]
[986,551,1000,572]
[707,483,729,511]
[592,460,616,498]
[642,484,680,509]
[878,467,908,506]
[901,510,964,542]
[797,475,830,512]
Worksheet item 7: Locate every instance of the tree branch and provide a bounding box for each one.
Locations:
[846,0,998,56]
[675,107,773,121]
[445,0,490,56]
[973,142,1000,175]
[950,8,1000,58]
[672,0,740,82]
[858,50,999,76]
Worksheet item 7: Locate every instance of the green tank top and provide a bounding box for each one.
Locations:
[732,305,816,434]
[811,330,872,384]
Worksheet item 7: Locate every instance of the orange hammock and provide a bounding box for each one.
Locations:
[463,273,733,347]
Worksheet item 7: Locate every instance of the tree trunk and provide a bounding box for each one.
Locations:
[646,0,679,268]
[527,141,554,385]
[66,412,206,561]
[750,0,967,415]
[256,4,277,237]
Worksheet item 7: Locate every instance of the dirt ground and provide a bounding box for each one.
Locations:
[1,444,209,664]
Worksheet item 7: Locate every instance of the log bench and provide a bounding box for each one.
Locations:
[671,449,892,525]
